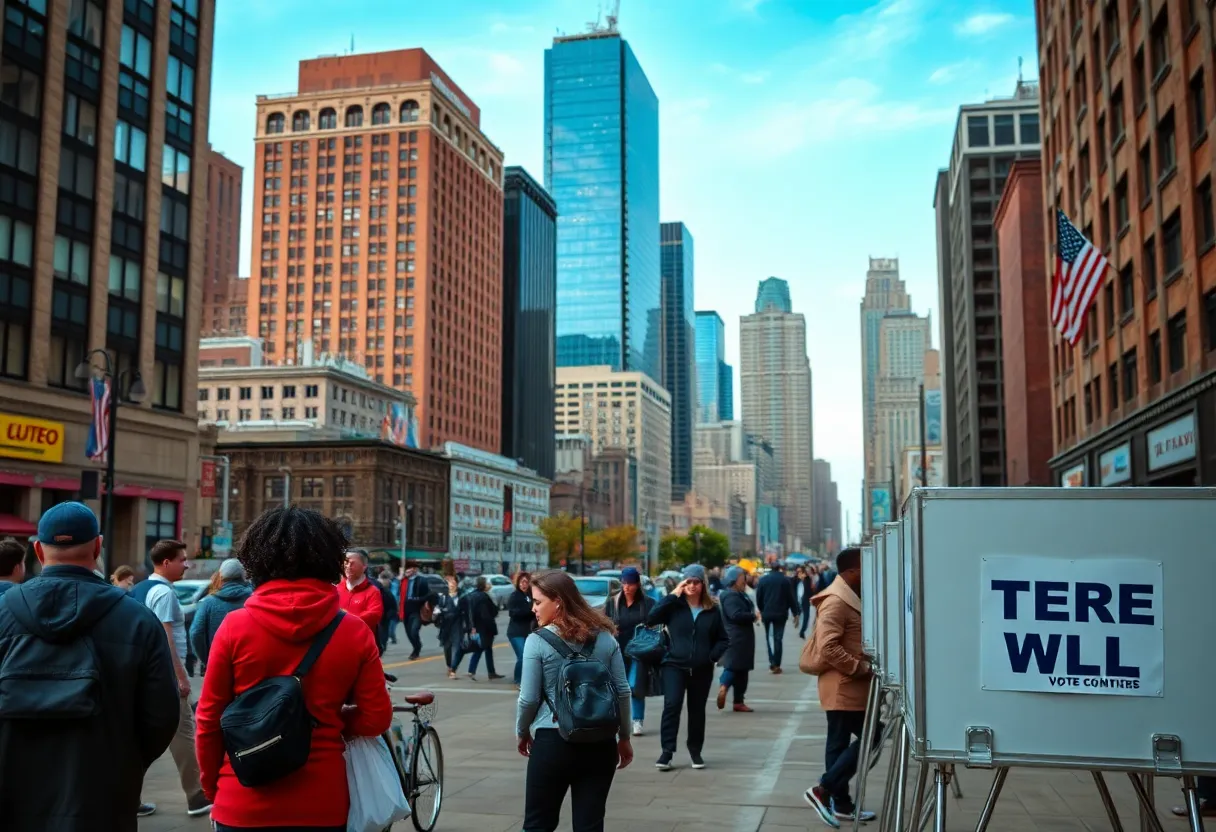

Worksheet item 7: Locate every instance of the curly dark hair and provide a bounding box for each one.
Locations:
[236,506,346,587]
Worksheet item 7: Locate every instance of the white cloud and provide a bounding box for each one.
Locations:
[733,0,770,13]
[955,12,1014,36]
[928,63,965,84]
[740,71,770,85]
[829,0,922,62]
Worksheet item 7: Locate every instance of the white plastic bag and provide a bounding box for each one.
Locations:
[345,735,411,832]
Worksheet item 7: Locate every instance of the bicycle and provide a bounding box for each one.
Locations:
[381,673,444,831]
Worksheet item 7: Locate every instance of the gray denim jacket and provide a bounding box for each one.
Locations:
[515,625,631,739]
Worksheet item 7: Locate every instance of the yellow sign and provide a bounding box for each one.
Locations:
[0,413,65,463]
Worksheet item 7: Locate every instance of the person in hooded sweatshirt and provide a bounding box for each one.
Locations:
[0,501,179,832]
[188,558,252,672]
[337,549,384,636]
[194,507,393,831]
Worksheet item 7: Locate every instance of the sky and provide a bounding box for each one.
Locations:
[209,0,1038,543]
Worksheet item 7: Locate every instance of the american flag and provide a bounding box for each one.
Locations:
[1050,209,1109,345]
[86,376,111,463]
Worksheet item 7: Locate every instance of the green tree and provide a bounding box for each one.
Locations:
[539,513,581,568]
[682,525,731,569]
[658,533,685,571]
[586,524,640,565]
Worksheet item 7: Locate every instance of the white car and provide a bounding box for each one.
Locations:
[485,574,514,608]
[573,576,622,611]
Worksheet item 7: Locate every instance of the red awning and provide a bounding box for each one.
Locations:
[0,514,36,537]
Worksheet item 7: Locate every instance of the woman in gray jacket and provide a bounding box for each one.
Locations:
[516,570,633,831]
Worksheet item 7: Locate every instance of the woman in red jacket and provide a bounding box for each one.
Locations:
[195,507,393,831]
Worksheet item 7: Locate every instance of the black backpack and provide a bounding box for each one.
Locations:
[535,628,620,744]
[220,612,344,788]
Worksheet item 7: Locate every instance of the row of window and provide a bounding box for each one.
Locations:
[199,382,320,401]
[266,101,422,134]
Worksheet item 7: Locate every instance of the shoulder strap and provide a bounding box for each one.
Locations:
[535,626,578,659]
[293,611,345,678]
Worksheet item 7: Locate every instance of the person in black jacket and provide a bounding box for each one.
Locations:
[506,571,536,687]
[716,566,757,713]
[646,563,728,771]
[0,501,179,832]
[449,576,503,681]
[604,566,657,736]
[792,565,815,638]
[756,564,800,673]
[398,563,433,660]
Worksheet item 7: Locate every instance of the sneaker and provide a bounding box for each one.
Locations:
[689,751,706,769]
[655,752,673,771]
[467,673,478,681]
[716,684,728,710]
[488,673,506,680]
[803,786,840,828]
[831,798,875,823]
[772,667,784,675]
[632,720,644,737]
[185,792,213,817]
[1171,802,1216,818]
[137,803,157,818]
[733,703,754,712]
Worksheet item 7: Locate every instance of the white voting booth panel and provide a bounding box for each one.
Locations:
[881,521,902,689]
[861,544,878,659]
[905,487,1216,773]
[901,505,918,741]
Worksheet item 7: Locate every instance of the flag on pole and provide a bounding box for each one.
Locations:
[1050,209,1110,345]
[86,376,111,463]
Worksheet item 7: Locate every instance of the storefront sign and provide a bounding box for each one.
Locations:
[1060,463,1085,488]
[199,460,217,498]
[0,412,65,464]
[1147,413,1196,472]
[1099,443,1131,486]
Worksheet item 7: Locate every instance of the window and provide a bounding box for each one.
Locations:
[1138,143,1152,205]
[371,103,390,125]
[1207,290,1216,352]
[1121,348,1138,402]
[1079,143,1092,191]
[993,113,1014,145]
[260,385,273,398]
[1108,362,1119,413]
[345,105,363,128]
[1157,110,1176,178]
[53,235,89,284]
[1104,281,1116,333]
[58,148,94,199]
[107,254,140,300]
[1149,329,1162,384]
[1198,178,1215,249]
[65,0,102,91]
[1150,7,1170,79]
[144,500,179,556]
[1110,86,1125,144]
[319,107,336,129]
[169,0,198,57]
[0,267,30,379]
[282,384,296,398]
[1167,311,1187,373]
[1115,176,1129,232]
[266,112,284,134]
[1,61,42,118]
[161,144,190,193]
[155,271,184,316]
[165,55,194,107]
[119,25,150,76]
[3,0,46,60]
[1191,72,1207,140]
[1163,210,1183,279]
[63,93,96,145]
[1119,262,1134,318]
[114,120,147,171]
[239,386,252,400]
[291,110,309,131]
[1143,236,1158,301]
[967,115,988,147]
[305,384,318,397]
[301,477,324,498]
[1018,112,1039,145]
[67,0,103,48]
[1133,48,1146,111]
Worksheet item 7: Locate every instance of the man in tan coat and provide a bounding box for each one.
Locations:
[802,547,878,827]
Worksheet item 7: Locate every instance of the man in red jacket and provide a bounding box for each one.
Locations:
[337,551,383,635]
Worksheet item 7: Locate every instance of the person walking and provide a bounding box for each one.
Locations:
[450,576,503,680]
[0,502,180,831]
[376,570,400,652]
[516,570,633,831]
[603,566,657,736]
[337,550,383,637]
[398,563,431,660]
[755,563,799,673]
[110,564,136,590]
[434,576,461,674]
[716,565,756,713]
[506,571,536,687]
[188,558,251,673]
[792,565,814,638]
[0,536,25,597]
[195,507,393,832]
[803,547,878,827]
[646,564,728,771]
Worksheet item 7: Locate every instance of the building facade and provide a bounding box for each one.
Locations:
[554,365,670,532]
[812,459,841,554]
[202,145,242,335]
[502,166,556,479]
[1038,0,1216,489]
[740,278,814,549]
[993,157,1053,486]
[660,221,695,501]
[444,442,548,573]
[691,446,757,552]
[0,0,215,564]
[860,258,910,461]
[936,82,1041,486]
[545,32,660,381]
[250,49,504,452]
[694,311,732,422]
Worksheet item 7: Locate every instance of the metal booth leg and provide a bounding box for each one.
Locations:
[876,714,905,832]
[951,774,964,799]
[906,759,931,832]
[1091,771,1126,832]
[1181,775,1208,832]
[887,725,910,832]
[932,765,954,832]
[851,675,883,832]
[1128,773,1166,832]
[973,766,1009,832]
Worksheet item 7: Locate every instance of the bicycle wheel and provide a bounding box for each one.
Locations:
[380,730,409,832]
[408,726,443,832]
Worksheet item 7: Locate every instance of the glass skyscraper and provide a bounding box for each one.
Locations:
[544,33,661,381]
[694,311,733,423]
[661,222,695,500]
[756,277,793,313]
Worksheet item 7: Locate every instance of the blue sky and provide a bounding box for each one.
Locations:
[210,0,1037,541]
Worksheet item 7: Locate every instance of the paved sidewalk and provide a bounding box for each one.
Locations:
[138,619,1193,831]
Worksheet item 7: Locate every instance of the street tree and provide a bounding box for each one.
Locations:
[538,513,581,568]
[680,525,731,569]
[586,524,640,565]
[658,533,684,572]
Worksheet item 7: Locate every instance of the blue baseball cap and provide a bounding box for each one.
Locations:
[620,566,641,584]
[37,501,100,546]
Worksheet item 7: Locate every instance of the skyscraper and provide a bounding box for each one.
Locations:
[201,146,243,336]
[250,49,505,452]
[545,31,660,381]
[741,278,815,548]
[718,363,734,420]
[860,258,911,490]
[660,222,695,501]
[694,311,733,422]
[502,167,557,480]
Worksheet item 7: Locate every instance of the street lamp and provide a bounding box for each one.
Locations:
[75,350,147,577]
[693,529,703,564]
[277,465,292,508]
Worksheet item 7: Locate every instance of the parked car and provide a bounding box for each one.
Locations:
[485,573,514,608]
[572,576,622,611]
[173,579,211,627]
[596,569,622,579]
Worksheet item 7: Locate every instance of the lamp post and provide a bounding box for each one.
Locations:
[577,479,586,576]
[277,465,292,508]
[693,529,703,564]
[75,350,146,577]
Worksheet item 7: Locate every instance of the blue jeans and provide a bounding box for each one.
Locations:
[467,635,496,675]
[719,668,749,704]
[627,660,645,721]
[510,636,528,685]
[764,619,786,668]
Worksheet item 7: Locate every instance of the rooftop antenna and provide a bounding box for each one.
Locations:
[350,34,355,53]
[587,0,621,33]
[1017,56,1024,85]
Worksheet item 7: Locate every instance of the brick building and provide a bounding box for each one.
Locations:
[250,48,505,453]
[994,158,1054,485]
[201,144,242,335]
[1038,0,1216,487]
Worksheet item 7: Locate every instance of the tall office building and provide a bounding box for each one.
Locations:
[201,145,242,335]
[694,311,732,422]
[859,258,910,490]
[502,167,557,479]
[812,459,841,553]
[660,222,694,501]
[0,0,215,561]
[740,278,815,548]
[251,49,505,452]
[870,312,930,525]
[545,29,660,381]
[935,81,1040,486]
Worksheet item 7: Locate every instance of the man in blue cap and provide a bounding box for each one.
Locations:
[0,501,180,831]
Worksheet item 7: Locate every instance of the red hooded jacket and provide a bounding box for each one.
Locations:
[195,578,392,828]
[337,577,384,635]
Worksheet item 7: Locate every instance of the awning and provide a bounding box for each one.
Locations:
[366,548,447,563]
[0,513,36,537]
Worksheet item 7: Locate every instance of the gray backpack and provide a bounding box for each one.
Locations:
[535,629,620,744]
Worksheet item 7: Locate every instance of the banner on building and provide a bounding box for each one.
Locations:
[869,487,891,528]
[381,402,418,449]
[199,460,217,499]
[904,448,944,489]
[924,389,942,444]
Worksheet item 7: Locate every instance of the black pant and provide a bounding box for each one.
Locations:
[659,664,713,755]
[1199,776,1216,803]
[764,619,786,668]
[404,613,423,656]
[799,604,811,636]
[215,825,344,831]
[719,668,749,704]
[821,710,884,804]
[523,728,617,831]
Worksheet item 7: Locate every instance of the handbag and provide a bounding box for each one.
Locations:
[624,623,667,664]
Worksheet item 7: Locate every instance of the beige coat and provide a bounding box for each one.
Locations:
[805,576,871,711]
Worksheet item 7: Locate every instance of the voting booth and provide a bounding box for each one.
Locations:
[880,521,902,690]
[861,543,879,660]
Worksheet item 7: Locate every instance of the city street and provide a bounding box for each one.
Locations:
[140,618,1185,832]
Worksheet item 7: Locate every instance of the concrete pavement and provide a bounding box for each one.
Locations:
[139,617,1193,831]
